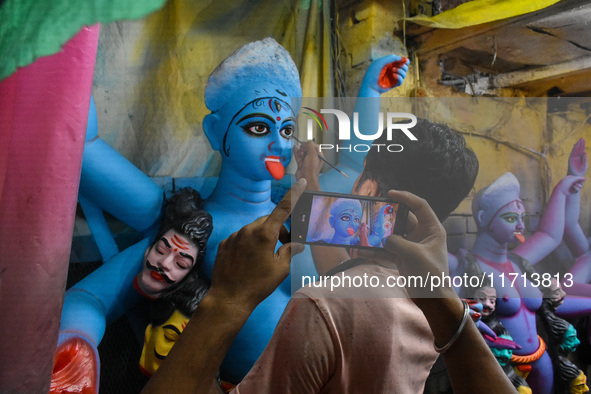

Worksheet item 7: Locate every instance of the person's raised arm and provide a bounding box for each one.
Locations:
[382,190,517,394]
[141,179,308,394]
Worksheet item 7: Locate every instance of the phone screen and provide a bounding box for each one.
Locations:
[293,191,407,249]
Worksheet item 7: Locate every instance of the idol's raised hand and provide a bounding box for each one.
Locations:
[568,138,587,177]
[361,54,409,94]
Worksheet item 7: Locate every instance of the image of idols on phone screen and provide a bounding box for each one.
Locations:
[306,195,399,248]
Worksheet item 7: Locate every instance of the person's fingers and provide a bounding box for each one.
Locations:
[280,242,305,258]
[305,141,318,156]
[382,233,421,259]
[404,211,418,236]
[292,242,306,255]
[356,247,394,261]
[387,190,439,229]
[217,237,228,252]
[278,224,291,245]
[359,223,368,238]
[249,215,269,227]
[297,141,319,164]
[265,179,307,229]
[316,145,324,159]
[275,242,305,270]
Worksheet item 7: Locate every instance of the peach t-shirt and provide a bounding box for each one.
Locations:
[234,262,438,393]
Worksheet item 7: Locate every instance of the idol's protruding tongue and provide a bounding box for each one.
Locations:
[514,232,525,243]
[265,156,285,180]
[347,228,355,236]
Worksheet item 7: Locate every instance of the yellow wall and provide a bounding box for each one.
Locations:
[336,0,591,260]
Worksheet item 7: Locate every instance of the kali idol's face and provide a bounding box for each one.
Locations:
[334,208,361,238]
[487,200,526,245]
[220,96,295,181]
[137,230,198,298]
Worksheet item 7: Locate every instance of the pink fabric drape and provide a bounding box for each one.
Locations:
[0,25,99,392]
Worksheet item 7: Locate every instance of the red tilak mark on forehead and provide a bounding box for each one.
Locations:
[171,235,189,250]
[276,116,281,121]
[173,234,189,245]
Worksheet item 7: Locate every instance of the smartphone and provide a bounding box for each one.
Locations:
[292,190,408,249]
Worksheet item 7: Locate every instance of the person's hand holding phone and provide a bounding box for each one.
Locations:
[382,190,456,299]
[357,189,455,300]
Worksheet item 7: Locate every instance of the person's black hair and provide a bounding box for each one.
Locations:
[357,118,479,221]
[154,188,213,314]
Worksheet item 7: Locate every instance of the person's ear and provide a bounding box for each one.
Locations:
[329,216,335,228]
[356,179,379,196]
[203,113,221,151]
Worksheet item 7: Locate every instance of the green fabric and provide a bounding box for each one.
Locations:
[0,0,166,81]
